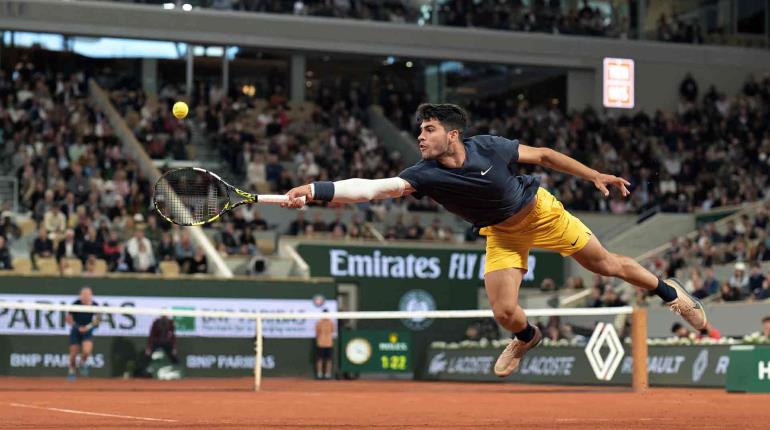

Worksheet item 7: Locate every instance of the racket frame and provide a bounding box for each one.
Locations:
[153,167,294,226]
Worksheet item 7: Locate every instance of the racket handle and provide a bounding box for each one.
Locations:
[257,195,306,205]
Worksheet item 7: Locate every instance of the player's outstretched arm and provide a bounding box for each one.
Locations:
[518,144,630,197]
[283,177,415,208]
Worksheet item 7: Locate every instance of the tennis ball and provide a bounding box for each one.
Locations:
[172,101,189,119]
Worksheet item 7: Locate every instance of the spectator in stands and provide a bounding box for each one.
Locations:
[755,274,770,301]
[311,212,328,233]
[175,231,196,269]
[327,209,347,235]
[679,73,698,103]
[719,281,742,302]
[405,215,424,239]
[250,210,269,231]
[56,229,80,263]
[672,322,720,340]
[186,248,208,275]
[80,227,103,263]
[693,266,719,299]
[287,211,308,236]
[0,212,21,242]
[748,263,765,297]
[34,190,56,224]
[156,232,176,261]
[588,285,603,307]
[540,278,557,292]
[80,255,98,277]
[671,322,692,339]
[126,226,154,264]
[728,262,750,295]
[102,230,122,271]
[218,222,239,255]
[130,240,155,273]
[143,215,163,248]
[44,205,67,239]
[31,227,54,262]
[601,288,627,307]
[0,236,13,271]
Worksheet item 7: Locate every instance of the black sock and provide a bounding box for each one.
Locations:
[513,323,535,342]
[654,278,678,302]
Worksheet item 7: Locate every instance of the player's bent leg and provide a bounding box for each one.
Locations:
[68,344,79,380]
[484,268,542,377]
[80,340,93,376]
[484,268,528,332]
[570,235,658,289]
[571,235,707,330]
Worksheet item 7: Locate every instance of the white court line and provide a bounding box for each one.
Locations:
[9,402,178,423]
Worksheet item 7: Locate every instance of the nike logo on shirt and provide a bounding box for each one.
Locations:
[481,166,493,175]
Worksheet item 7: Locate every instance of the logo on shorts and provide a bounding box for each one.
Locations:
[399,290,436,330]
[481,165,493,176]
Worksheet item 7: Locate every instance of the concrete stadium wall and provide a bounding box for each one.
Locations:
[5,0,770,113]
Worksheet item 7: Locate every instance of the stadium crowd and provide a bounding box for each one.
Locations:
[179,0,744,47]
[644,204,770,303]
[0,57,218,275]
[461,73,770,216]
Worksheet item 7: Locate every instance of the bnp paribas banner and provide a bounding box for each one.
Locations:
[0,335,314,377]
[422,345,732,388]
[296,243,564,288]
[0,294,337,339]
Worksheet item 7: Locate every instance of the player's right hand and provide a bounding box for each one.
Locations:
[283,184,312,209]
[78,326,88,333]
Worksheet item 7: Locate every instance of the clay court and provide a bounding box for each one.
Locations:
[0,377,767,429]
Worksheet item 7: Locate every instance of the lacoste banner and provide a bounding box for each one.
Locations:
[422,345,732,387]
[0,294,337,338]
[295,243,564,288]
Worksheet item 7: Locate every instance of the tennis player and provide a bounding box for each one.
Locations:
[284,103,707,377]
[65,287,100,380]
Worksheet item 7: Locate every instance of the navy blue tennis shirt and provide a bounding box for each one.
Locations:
[70,299,98,326]
[398,135,540,228]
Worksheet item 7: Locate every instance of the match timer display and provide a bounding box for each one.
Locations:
[341,330,412,373]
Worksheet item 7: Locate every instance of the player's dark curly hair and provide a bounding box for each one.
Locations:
[416,103,469,135]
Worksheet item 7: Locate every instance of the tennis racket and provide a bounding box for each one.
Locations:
[153,167,304,226]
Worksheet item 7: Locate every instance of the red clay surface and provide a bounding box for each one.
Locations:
[0,377,767,429]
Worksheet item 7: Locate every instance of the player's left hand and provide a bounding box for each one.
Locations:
[593,173,630,197]
[78,326,88,333]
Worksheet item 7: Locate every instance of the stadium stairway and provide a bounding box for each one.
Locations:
[90,80,231,277]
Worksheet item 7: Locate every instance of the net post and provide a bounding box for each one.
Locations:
[254,316,263,392]
[631,307,648,392]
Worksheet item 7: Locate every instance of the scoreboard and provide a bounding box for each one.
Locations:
[340,330,412,373]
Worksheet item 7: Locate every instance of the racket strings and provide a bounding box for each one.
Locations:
[154,169,229,225]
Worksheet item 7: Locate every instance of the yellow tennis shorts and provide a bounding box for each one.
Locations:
[479,187,593,274]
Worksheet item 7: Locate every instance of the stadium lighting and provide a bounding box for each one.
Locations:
[162,3,175,9]
[182,3,193,11]
[406,61,413,68]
